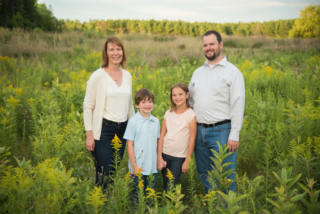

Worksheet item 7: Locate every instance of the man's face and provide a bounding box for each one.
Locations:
[202,34,222,61]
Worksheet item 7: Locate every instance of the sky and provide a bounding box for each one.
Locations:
[39,0,320,23]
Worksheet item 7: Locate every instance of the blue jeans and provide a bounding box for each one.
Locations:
[194,122,237,194]
[91,120,127,189]
[161,153,185,191]
[132,173,158,205]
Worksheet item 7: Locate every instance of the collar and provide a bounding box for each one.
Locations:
[136,110,156,122]
[203,56,227,68]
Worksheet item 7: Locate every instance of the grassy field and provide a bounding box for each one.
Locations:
[0,28,320,213]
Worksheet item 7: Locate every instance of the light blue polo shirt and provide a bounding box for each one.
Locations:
[124,111,160,175]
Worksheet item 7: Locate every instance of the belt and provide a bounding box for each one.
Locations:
[102,118,126,125]
[197,120,231,128]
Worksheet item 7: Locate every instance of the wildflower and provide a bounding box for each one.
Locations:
[0,106,6,113]
[138,180,144,188]
[80,166,83,169]
[7,84,13,89]
[166,168,175,181]
[5,96,20,105]
[62,69,68,73]
[14,88,22,95]
[14,154,17,156]
[111,134,122,151]
[122,168,125,171]
[101,166,104,169]
[90,177,92,179]
[81,173,83,175]
[88,168,90,171]
[145,188,156,199]
[137,167,143,178]
[125,172,131,181]
[44,81,49,86]
[18,157,20,159]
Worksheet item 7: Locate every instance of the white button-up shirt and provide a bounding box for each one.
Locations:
[188,57,245,141]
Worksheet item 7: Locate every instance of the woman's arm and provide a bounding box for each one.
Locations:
[182,117,197,173]
[157,118,167,170]
[83,71,99,151]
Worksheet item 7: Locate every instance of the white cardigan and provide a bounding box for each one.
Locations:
[83,68,135,140]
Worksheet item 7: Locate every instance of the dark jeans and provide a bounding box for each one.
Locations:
[132,173,158,205]
[91,120,127,189]
[194,122,237,194]
[161,153,186,191]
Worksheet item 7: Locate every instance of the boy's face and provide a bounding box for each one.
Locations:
[136,98,154,116]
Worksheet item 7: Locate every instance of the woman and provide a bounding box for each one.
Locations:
[83,37,135,188]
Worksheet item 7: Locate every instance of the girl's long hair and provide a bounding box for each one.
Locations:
[170,83,190,112]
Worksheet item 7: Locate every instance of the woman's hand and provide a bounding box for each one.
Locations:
[182,161,189,173]
[86,131,95,151]
[157,158,167,170]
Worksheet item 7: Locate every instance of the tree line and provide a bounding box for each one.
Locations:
[0,1,319,38]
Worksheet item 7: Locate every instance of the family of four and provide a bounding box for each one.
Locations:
[83,30,245,202]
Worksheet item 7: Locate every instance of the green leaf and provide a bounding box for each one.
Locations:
[287,173,301,189]
[272,171,286,189]
[290,192,306,203]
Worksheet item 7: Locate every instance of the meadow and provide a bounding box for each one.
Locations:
[0,27,320,213]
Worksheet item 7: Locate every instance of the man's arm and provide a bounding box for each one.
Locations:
[228,70,245,152]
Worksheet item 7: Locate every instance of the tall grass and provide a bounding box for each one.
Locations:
[0,29,319,213]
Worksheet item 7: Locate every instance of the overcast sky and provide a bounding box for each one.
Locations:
[39,0,320,23]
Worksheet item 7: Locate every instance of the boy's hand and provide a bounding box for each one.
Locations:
[182,161,189,173]
[132,165,144,175]
[157,158,167,170]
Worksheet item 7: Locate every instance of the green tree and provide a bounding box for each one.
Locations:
[289,4,320,38]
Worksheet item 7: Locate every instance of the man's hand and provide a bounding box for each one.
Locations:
[227,139,238,153]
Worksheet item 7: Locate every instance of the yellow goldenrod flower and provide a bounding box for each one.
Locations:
[62,69,69,73]
[136,167,142,178]
[145,188,155,199]
[5,96,20,105]
[44,82,49,86]
[0,106,6,113]
[7,84,13,89]
[125,172,131,181]
[138,180,144,188]
[52,71,58,76]
[111,134,122,151]
[14,88,22,95]
[166,168,175,181]
[1,117,9,125]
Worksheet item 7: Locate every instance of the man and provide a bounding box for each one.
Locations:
[188,30,245,193]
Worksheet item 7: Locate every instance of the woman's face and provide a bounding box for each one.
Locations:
[107,42,123,66]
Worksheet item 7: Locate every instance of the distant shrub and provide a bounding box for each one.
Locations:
[153,36,176,42]
[251,42,264,49]
[178,44,186,50]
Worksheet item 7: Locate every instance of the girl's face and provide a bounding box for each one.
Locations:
[172,87,189,107]
[107,42,123,66]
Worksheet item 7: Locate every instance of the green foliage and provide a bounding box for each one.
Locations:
[289,4,320,38]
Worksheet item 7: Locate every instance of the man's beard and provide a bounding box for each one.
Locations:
[204,48,221,61]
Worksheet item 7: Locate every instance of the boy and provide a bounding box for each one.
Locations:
[123,88,160,203]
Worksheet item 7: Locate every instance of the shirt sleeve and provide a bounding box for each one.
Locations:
[83,71,99,131]
[123,119,136,141]
[229,70,245,141]
[188,109,196,123]
[188,75,194,108]
[157,120,160,138]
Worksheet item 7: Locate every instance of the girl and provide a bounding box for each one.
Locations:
[157,83,197,191]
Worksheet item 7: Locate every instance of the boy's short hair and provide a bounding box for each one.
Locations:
[135,89,154,105]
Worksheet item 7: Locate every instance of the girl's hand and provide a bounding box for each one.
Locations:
[182,161,189,173]
[157,158,167,170]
